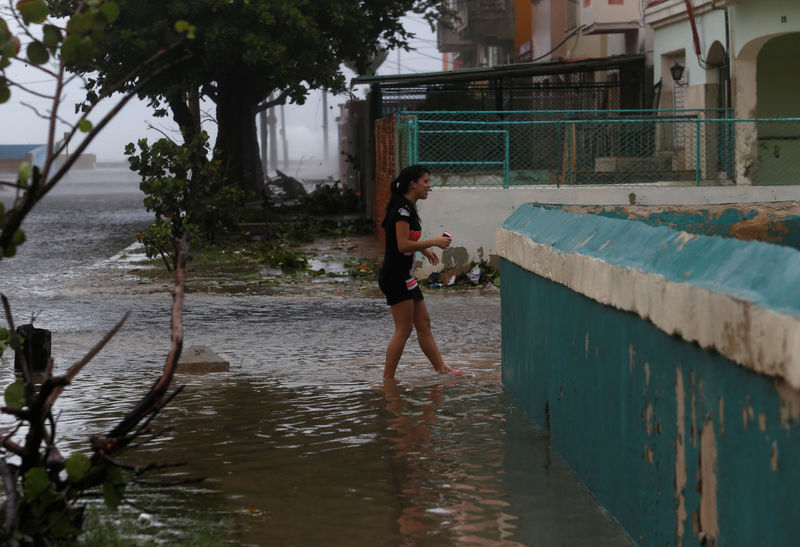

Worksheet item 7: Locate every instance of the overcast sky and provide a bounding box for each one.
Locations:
[0,14,442,175]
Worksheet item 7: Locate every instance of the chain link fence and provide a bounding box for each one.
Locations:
[397,110,800,187]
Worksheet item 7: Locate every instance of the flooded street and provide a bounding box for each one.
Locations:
[0,168,630,545]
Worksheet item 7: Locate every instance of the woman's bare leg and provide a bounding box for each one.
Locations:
[384,299,415,379]
[413,299,452,374]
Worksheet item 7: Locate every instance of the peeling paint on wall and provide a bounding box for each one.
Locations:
[771,441,779,473]
[697,417,719,544]
[675,367,687,544]
[441,246,469,268]
[742,397,755,431]
[775,378,800,429]
[551,202,800,250]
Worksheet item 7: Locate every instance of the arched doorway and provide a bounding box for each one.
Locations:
[756,33,800,184]
[734,32,800,184]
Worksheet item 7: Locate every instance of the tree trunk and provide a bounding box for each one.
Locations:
[168,90,206,221]
[214,76,265,197]
[168,92,201,146]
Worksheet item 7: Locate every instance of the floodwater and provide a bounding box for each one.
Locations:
[0,167,631,545]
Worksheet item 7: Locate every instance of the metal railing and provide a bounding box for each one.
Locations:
[397,109,800,187]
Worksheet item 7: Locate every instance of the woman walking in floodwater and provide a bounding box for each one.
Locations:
[379,164,454,379]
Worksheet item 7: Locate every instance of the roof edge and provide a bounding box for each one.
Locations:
[352,54,645,86]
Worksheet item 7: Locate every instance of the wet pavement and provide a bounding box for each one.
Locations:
[0,167,632,545]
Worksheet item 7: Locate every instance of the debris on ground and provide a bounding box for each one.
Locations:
[468,265,482,285]
[424,261,500,291]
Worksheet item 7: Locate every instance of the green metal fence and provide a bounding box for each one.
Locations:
[397,110,800,187]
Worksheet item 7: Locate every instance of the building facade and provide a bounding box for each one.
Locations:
[645,0,800,184]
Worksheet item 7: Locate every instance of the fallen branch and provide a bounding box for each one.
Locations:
[0,460,18,536]
[106,235,187,443]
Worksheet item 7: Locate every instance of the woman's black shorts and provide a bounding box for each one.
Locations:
[378,272,424,306]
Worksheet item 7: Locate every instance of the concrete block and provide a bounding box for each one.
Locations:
[177,345,230,374]
[53,153,96,170]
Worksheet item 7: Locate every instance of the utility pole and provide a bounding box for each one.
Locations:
[322,88,329,162]
[259,109,268,176]
[280,104,288,169]
[268,95,278,173]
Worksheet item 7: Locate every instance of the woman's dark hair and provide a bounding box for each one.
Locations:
[385,164,429,217]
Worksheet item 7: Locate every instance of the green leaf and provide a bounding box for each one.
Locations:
[107,464,124,484]
[0,34,15,58]
[4,381,25,409]
[16,0,49,25]
[17,161,31,183]
[50,515,82,539]
[103,479,122,509]
[65,453,92,481]
[99,2,119,24]
[11,229,25,246]
[66,13,93,36]
[26,41,48,64]
[0,87,9,104]
[3,246,16,258]
[42,24,61,47]
[76,36,94,64]
[78,118,93,133]
[60,34,79,62]
[22,467,50,500]
[0,18,7,32]
[174,20,189,33]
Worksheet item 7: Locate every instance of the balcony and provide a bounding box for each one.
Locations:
[437,23,475,54]
[581,0,644,35]
[454,0,515,45]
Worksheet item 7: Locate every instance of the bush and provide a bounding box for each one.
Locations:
[126,133,246,270]
[301,181,359,216]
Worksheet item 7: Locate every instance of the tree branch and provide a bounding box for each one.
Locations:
[106,235,188,441]
[43,51,196,196]
[255,91,289,112]
[1,294,30,387]
[0,459,18,539]
[44,311,131,413]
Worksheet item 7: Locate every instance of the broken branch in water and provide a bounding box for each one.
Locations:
[0,233,194,542]
[105,235,188,444]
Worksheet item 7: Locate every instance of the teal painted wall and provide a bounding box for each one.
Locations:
[501,259,800,545]
[539,203,800,251]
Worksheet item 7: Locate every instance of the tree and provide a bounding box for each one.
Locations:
[0,1,196,541]
[0,0,195,261]
[84,0,453,195]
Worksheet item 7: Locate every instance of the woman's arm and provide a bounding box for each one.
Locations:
[395,221,451,254]
[421,248,439,266]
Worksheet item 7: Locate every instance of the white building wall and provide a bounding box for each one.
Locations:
[728,1,800,59]
[651,9,727,88]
